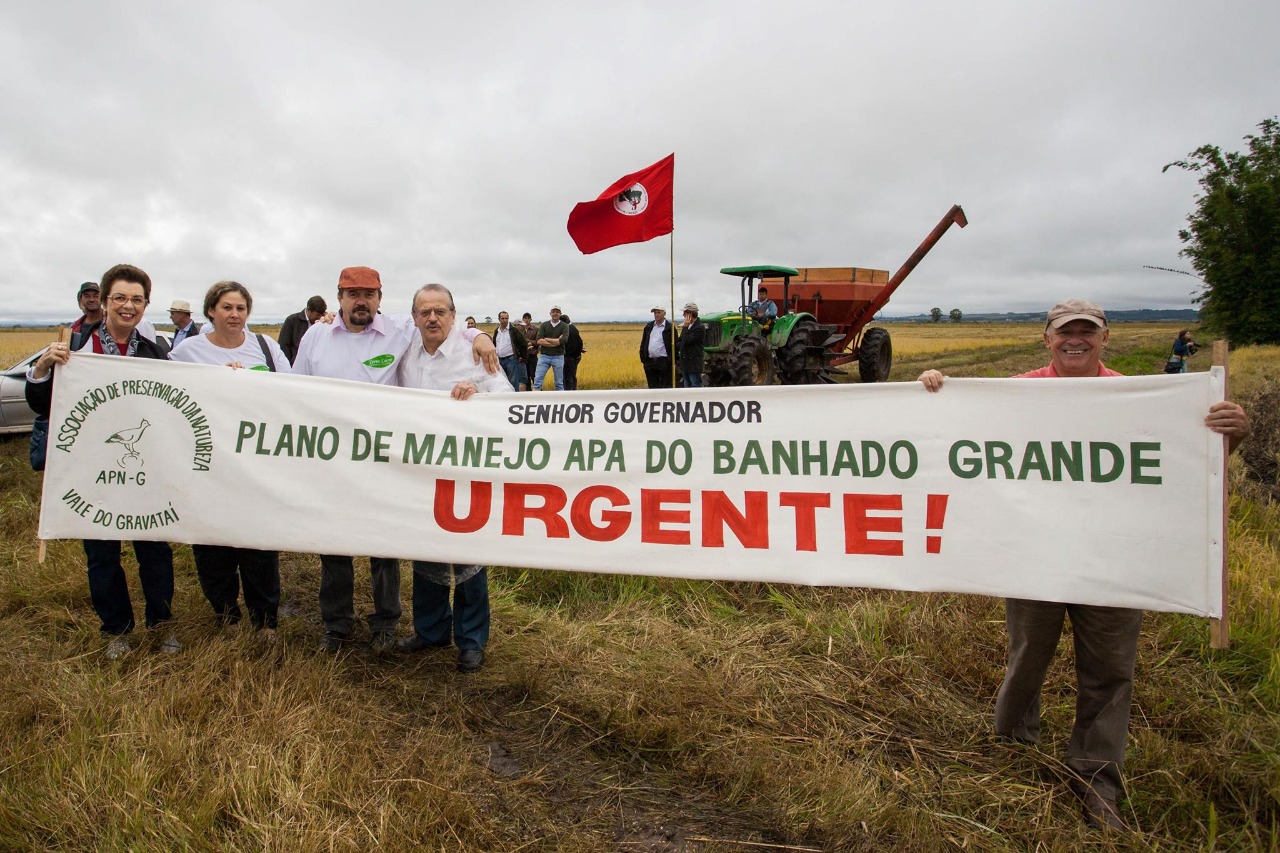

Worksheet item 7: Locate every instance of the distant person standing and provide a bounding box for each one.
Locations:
[1166,329,1199,374]
[168,299,202,348]
[676,302,705,388]
[560,313,585,391]
[278,295,327,365]
[517,312,539,391]
[490,311,528,390]
[639,306,675,389]
[70,281,102,335]
[532,306,570,391]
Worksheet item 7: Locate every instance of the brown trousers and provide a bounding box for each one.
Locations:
[994,598,1144,801]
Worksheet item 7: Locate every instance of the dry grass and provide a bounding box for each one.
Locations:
[0,324,1276,850]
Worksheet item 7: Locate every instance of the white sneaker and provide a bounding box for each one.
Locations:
[105,636,131,660]
[161,633,181,654]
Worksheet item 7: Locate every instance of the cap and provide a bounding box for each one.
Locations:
[77,281,99,296]
[338,266,382,290]
[651,305,665,312]
[1046,298,1107,330]
[550,305,562,312]
[169,299,192,313]
[682,302,699,314]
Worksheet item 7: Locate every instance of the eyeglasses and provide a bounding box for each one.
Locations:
[108,295,147,307]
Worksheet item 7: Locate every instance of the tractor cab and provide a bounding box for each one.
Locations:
[718,265,799,329]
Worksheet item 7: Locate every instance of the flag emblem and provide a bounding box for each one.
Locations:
[614,184,649,215]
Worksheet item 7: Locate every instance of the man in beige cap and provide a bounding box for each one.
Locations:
[918,298,1251,831]
[168,299,202,348]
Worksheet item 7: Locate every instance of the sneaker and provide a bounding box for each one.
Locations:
[317,632,348,654]
[369,630,397,653]
[105,636,131,660]
[161,633,181,654]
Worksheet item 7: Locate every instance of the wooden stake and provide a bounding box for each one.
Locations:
[1209,339,1230,649]
[35,326,71,565]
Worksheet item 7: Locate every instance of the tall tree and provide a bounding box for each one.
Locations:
[949,308,963,323]
[930,307,943,323]
[1164,118,1280,346]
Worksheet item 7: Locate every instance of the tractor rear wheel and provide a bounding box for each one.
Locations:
[726,335,775,386]
[776,316,834,385]
[858,327,892,383]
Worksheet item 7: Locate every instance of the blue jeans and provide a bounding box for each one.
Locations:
[499,354,521,389]
[409,563,490,651]
[83,538,174,635]
[533,354,564,391]
[681,371,703,388]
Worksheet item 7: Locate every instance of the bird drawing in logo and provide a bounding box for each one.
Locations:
[106,419,150,468]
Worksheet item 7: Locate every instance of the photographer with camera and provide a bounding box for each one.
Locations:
[1165,329,1199,374]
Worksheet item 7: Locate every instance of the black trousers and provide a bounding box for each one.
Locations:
[192,545,281,629]
[564,355,581,390]
[644,359,675,389]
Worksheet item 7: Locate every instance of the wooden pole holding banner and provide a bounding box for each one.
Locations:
[1209,339,1230,649]
[36,326,72,565]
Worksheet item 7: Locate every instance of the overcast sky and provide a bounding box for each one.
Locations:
[2,1,1276,324]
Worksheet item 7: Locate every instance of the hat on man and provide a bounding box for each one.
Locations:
[1046,299,1107,330]
[338,266,382,290]
[651,305,665,313]
[169,299,192,313]
[550,305,563,312]
[682,302,699,314]
[77,281,99,296]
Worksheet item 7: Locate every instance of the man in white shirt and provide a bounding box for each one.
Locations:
[489,310,528,391]
[395,283,511,672]
[640,306,675,389]
[292,266,498,653]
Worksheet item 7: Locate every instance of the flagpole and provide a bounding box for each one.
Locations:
[669,229,676,388]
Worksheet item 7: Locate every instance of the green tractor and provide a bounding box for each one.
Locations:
[701,266,839,387]
[700,205,969,387]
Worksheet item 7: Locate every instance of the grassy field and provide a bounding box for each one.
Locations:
[1,323,1277,850]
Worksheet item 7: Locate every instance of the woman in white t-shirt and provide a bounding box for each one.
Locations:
[170,281,288,639]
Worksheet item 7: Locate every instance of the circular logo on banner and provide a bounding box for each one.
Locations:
[613,183,649,216]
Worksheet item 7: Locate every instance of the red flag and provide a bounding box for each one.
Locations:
[566,154,674,254]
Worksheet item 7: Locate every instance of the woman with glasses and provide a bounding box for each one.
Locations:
[169,281,290,640]
[25,264,179,661]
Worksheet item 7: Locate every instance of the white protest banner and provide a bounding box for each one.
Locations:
[38,354,1226,616]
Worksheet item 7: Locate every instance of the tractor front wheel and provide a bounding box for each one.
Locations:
[776,316,833,385]
[858,327,892,383]
[726,336,775,386]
